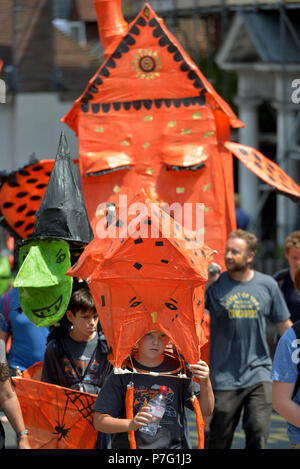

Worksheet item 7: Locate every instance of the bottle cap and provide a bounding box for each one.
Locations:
[160,385,167,394]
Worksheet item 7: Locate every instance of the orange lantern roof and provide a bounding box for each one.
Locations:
[68,193,215,367]
[62,3,243,135]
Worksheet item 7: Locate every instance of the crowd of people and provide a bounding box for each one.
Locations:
[0,228,300,450]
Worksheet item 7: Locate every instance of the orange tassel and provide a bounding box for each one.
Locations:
[125,382,136,449]
[190,395,205,449]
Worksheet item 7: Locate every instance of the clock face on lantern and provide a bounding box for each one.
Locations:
[132,48,162,79]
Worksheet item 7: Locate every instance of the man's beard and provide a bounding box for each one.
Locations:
[225,260,248,272]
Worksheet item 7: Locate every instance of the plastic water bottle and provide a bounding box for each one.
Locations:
[139,385,167,436]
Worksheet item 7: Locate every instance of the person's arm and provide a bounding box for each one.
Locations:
[0,295,10,344]
[189,360,214,416]
[273,381,300,428]
[93,407,152,434]
[0,338,30,449]
[0,374,30,449]
[0,329,8,344]
[269,276,292,335]
[275,319,293,336]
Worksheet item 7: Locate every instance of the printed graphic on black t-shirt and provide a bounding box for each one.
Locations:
[61,355,101,390]
[93,354,199,449]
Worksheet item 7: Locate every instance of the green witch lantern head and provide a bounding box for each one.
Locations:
[14,239,73,327]
[13,132,93,327]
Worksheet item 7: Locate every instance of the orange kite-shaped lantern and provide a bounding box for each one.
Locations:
[62,1,300,270]
[13,377,98,449]
[68,194,215,367]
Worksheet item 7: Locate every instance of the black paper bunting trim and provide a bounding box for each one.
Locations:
[81,96,206,114]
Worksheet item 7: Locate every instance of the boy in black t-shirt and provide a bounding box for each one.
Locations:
[93,330,214,449]
[41,287,112,448]
[42,288,112,394]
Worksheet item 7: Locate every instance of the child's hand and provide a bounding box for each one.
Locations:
[189,360,210,383]
[129,406,152,431]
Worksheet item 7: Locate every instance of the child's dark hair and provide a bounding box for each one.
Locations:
[46,287,96,344]
[68,287,96,315]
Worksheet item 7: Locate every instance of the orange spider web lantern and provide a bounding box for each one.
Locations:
[13,377,98,449]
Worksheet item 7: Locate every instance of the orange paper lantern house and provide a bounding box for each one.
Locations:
[62,1,300,367]
[62,1,299,270]
[61,2,242,270]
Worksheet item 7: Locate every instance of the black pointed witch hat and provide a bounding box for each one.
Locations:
[33,132,94,245]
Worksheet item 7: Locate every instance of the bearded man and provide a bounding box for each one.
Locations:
[205,229,292,449]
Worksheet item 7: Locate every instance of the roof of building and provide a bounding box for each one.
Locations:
[216,10,300,70]
[242,11,300,63]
